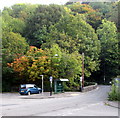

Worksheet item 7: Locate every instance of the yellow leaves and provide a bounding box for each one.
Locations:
[7,63,13,67]
[8,46,51,80]
[8,56,29,72]
[64,7,71,13]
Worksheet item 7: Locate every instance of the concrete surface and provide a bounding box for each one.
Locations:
[1,85,119,116]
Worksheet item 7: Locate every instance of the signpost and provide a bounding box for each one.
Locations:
[40,75,44,94]
[50,76,53,96]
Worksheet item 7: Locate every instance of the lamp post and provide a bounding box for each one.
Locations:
[50,54,58,96]
[40,75,44,94]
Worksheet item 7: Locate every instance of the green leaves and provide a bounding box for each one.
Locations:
[97,19,119,82]
[24,4,67,48]
[43,14,100,78]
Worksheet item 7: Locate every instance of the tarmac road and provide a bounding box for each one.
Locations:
[1,85,119,116]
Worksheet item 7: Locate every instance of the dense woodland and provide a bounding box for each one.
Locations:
[1,1,120,91]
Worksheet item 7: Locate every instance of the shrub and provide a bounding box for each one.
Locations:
[108,84,120,101]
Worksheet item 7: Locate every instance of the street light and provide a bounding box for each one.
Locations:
[50,54,58,96]
[40,75,44,94]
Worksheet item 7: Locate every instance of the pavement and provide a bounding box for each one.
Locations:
[10,92,82,99]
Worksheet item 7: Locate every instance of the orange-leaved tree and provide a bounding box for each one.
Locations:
[8,46,51,82]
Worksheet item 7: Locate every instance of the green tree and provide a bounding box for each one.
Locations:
[97,19,119,83]
[89,2,118,30]
[24,4,67,47]
[42,14,101,78]
[2,11,26,34]
[2,31,29,91]
[3,4,38,21]
[45,43,82,90]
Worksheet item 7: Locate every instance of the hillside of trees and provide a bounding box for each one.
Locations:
[1,2,120,91]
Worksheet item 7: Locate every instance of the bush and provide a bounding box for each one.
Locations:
[108,84,120,101]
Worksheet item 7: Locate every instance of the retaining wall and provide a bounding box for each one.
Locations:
[82,83,98,92]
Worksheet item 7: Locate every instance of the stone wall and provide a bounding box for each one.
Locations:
[82,83,97,92]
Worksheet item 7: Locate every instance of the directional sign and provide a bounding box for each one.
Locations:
[80,77,82,82]
[50,76,53,82]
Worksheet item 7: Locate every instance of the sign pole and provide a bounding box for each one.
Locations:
[82,53,84,89]
[50,76,53,96]
[80,77,82,92]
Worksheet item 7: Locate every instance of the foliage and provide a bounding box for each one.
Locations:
[97,19,119,83]
[8,46,50,82]
[2,11,26,34]
[3,4,38,21]
[2,2,120,91]
[2,32,29,58]
[66,2,102,29]
[89,2,118,29]
[108,84,120,101]
[24,4,67,47]
[2,19,29,91]
[42,14,101,77]
[44,44,82,84]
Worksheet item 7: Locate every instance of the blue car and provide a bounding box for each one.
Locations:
[19,84,42,95]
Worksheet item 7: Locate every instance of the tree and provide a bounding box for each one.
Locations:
[2,31,29,91]
[8,46,50,82]
[97,19,119,83]
[89,2,119,30]
[3,4,38,21]
[24,4,67,47]
[2,11,26,34]
[44,43,82,90]
[42,14,101,78]
[66,2,102,29]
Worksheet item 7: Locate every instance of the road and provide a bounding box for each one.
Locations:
[1,85,119,116]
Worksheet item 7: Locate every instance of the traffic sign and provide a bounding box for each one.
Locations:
[50,76,53,82]
[80,77,82,82]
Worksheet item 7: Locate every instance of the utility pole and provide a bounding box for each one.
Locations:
[82,53,84,89]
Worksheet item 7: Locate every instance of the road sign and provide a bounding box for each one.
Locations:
[50,76,53,82]
[80,77,82,82]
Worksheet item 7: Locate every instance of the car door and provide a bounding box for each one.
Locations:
[28,87,35,93]
[34,85,39,93]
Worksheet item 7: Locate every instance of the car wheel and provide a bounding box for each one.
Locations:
[38,91,41,94]
[28,91,31,95]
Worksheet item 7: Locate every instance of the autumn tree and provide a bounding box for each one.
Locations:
[66,2,102,29]
[8,46,50,83]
